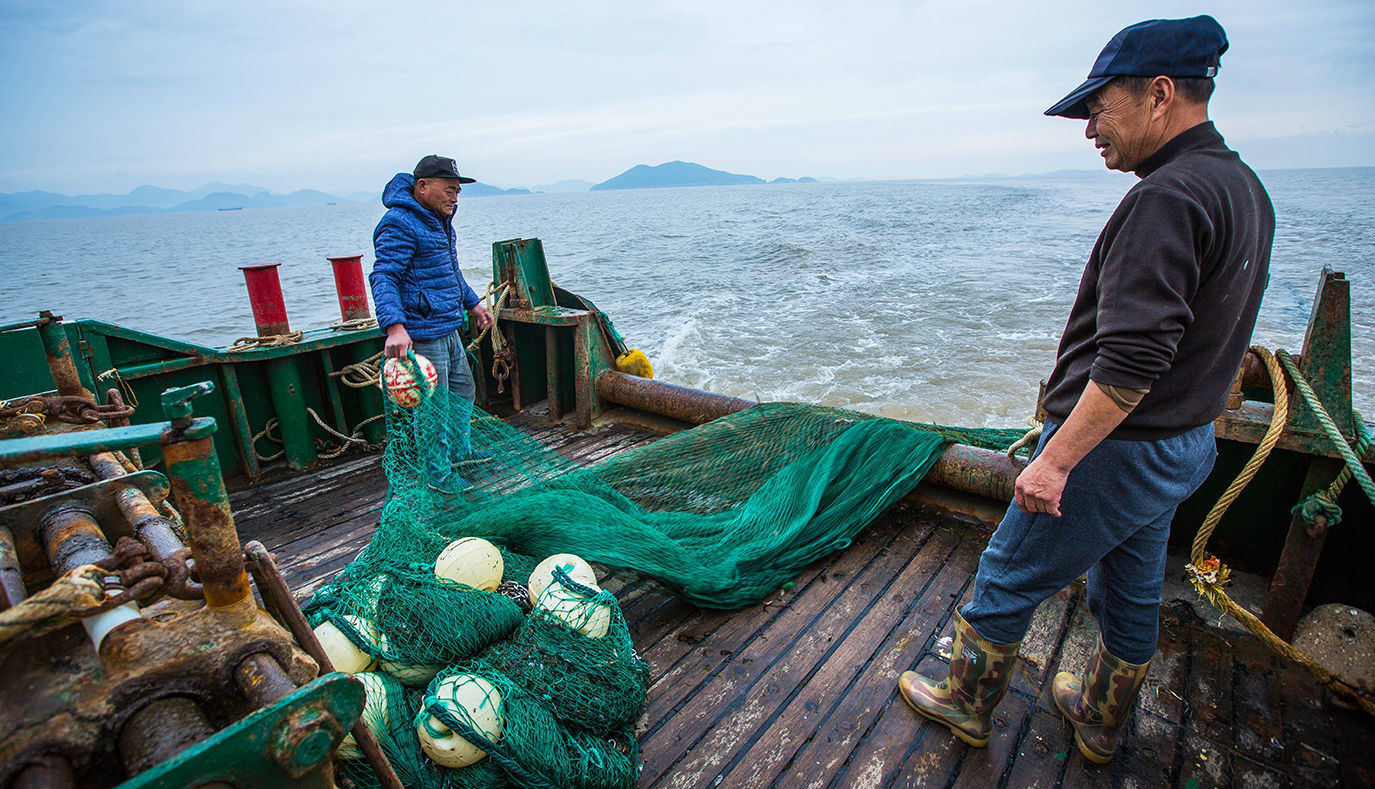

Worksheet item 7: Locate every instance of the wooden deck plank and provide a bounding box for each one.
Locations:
[220,411,1375,789]
[679,524,960,789]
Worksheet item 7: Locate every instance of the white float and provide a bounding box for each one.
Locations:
[313,615,378,674]
[434,537,503,592]
[536,583,612,639]
[416,673,503,768]
[527,553,597,601]
[338,672,391,760]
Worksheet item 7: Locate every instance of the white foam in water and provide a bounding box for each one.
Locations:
[2,172,1370,424]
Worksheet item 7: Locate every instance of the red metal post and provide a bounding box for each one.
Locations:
[326,255,371,321]
[238,263,291,336]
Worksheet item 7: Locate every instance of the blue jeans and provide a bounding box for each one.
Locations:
[961,421,1216,663]
[411,330,477,485]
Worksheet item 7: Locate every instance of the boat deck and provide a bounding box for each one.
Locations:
[229,411,1375,789]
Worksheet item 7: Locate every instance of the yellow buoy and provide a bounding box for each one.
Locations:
[338,672,391,760]
[313,615,377,674]
[528,553,597,601]
[536,583,612,639]
[434,537,504,592]
[615,348,654,379]
[416,674,503,768]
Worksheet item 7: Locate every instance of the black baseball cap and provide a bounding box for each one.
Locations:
[1045,16,1228,119]
[413,155,476,183]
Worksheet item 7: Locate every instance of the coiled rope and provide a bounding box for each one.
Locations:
[1186,346,1374,716]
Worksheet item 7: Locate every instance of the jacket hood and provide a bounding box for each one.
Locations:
[381,172,452,228]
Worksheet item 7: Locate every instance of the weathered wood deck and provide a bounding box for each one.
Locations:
[229,411,1375,789]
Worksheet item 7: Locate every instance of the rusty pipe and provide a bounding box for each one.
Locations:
[596,372,1022,502]
[11,754,76,789]
[41,507,115,576]
[35,311,94,400]
[596,371,757,425]
[117,697,216,778]
[88,452,185,560]
[235,652,299,708]
[0,525,25,610]
[161,435,250,608]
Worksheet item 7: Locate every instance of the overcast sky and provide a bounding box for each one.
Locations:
[2,1,1371,194]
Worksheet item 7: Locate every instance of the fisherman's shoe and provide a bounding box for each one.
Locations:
[1052,635,1151,764]
[898,611,1021,748]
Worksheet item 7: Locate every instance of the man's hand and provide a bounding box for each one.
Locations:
[1014,456,1069,517]
[384,324,412,359]
[469,303,494,331]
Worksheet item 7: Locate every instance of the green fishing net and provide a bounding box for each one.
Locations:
[311,359,1024,787]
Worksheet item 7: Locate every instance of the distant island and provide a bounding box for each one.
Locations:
[0,180,530,222]
[590,161,816,191]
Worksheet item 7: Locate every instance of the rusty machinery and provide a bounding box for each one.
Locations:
[0,372,399,788]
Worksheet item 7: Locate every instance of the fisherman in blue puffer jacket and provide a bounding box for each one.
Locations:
[370,154,494,493]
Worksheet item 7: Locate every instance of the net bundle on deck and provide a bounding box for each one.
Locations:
[307,378,1021,787]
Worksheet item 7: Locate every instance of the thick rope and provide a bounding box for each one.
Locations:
[0,565,106,647]
[1186,346,1374,716]
[333,351,384,389]
[330,317,379,332]
[1276,349,1375,505]
[466,282,509,354]
[227,331,304,352]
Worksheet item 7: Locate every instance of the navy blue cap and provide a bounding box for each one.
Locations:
[1046,16,1228,119]
[414,155,476,183]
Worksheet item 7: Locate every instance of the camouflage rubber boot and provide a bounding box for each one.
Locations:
[1052,635,1151,764]
[898,611,1021,747]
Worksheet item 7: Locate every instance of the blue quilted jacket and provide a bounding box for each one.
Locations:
[369,173,481,340]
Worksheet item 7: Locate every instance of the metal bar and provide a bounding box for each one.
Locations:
[319,350,351,437]
[218,363,261,479]
[265,357,318,470]
[114,356,213,380]
[597,370,757,425]
[0,420,210,464]
[1262,457,1343,640]
[161,432,250,608]
[41,507,114,576]
[118,697,216,778]
[546,326,563,422]
[350,343,387,444]
[235,652,300,707]
[244,541,404,789]
[0,525,26,610]
[923,443,1022,503]
[89,451,185,560]
[35,312,95,400]
[11,754,76,789]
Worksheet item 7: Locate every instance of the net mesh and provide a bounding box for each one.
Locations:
[312,364,1022,788]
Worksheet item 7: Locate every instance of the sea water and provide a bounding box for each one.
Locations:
[1,168,1370,426]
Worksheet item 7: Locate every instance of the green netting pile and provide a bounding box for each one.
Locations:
[308,361,1023,788]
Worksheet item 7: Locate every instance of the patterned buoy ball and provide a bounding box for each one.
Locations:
[434,537,504,592]
[416,674,503,768]
[381,353,438,408]
[314,615,378,674]
[338,672,391,760]
[528,553,597,600]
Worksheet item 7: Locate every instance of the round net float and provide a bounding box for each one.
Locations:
[379,659,441,687]
[313,615,378,674]
[535,583,612,639]
[416,673,503,768]
[338,672,392,760]
[528,553,597,600]
[434,537,503,592]
[381,353,438,408]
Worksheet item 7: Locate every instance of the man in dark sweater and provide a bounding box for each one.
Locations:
[899,16,1273,763]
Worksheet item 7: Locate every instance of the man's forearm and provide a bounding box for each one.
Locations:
[1038,381,1131,474]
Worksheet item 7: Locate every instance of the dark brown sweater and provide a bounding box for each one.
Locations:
[1041,122,1274,440]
